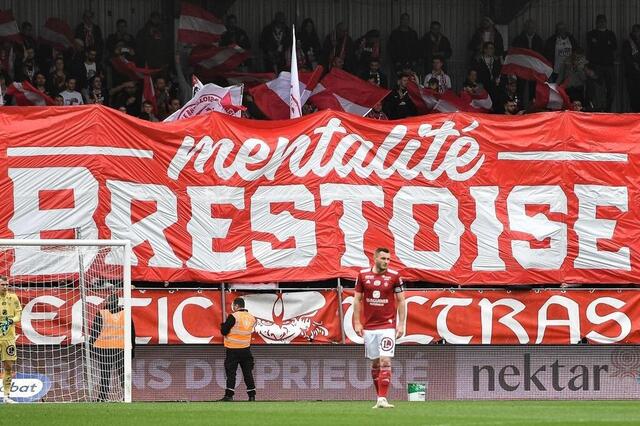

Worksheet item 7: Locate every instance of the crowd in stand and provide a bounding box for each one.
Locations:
[2,9,640,120]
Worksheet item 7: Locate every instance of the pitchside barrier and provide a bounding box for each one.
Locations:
[12,285,640,401]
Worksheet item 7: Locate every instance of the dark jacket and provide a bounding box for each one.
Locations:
[512,32,545,54]
[587,29,618,66]
[136,21,170,69]
[74,23,104,59]
[468,29,505,58]
[422,32,452,67]
[622,35,640,79]
[388,27,420,67]
[220,27,251,50]
[384,87,416,119]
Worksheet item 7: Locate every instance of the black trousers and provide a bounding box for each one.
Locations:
[224,347,255,398]
[94,349,124,402]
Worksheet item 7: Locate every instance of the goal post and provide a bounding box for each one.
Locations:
[0,239,132,403]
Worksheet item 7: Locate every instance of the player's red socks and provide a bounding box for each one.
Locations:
[371,367,380,394]
[377,367,391,398]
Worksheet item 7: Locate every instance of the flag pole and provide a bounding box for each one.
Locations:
[289,24,302,119]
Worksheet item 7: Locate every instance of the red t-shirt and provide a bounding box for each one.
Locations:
[354,268,404,330]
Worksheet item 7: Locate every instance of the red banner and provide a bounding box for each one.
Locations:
[342,289,640,345]
[1,106,639,284]
[14,288,640,345]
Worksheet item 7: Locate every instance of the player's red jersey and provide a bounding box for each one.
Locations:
[355,268,404,330]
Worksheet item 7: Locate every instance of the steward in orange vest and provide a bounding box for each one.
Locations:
[218,297,256,402]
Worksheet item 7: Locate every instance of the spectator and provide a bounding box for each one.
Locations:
[259,12,291,73]
[298,18,321,71]
[622,24,640,112]
[366,101,388,120]
[136,12,170,70]
[544,22,579,82]
[558,48,587,104]
[468,17,504,60]
[18,22,37,52]
[421,21,452,76]
[82,75,108,105]
[587,14,617,111]
[495,76,521,114]
[512,19,544,53]
[584,63,607,112]
[106,19,136,60]
[59,77,84,105]
[154,77,171,119]
[423,56,452,93]
[110,81,140,115]
[571,100,584,111]
[361,58,388,88]
[74,10,103,61]
[323,22,355,73]
[355,29,381,75]
[139,100,159,121]
[473,41,502,102]
[73,48,103,89]
[285,38,307,71]
[220,15,251,50]
[33,73,49,96]
[388,13,420,73]
[384,73,416,119]
[426,77,439,91]
[503,99,522,115]
[54,94,64,106]
[465,68,484,91]
[14,46,38,82]
[0,42,14,79]
[48,56,67,95]
[167,98,181,116]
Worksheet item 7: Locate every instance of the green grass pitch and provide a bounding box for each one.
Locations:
[3,401,638,425]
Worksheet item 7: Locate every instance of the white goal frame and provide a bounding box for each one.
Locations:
[0,239,132,403]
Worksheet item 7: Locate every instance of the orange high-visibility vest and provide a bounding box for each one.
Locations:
[94,309,125,349]
[224,311,256,349]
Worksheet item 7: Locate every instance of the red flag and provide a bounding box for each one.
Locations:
[6,81,55,106]
[463,88,493,112]
[534,82,570,111]
[407,80,438,114]
[110,57,160,80]
[309,67,390,116]
[39,18,74,51]
[177,2,226,45]
[249,66,323,120]
[190,44,250,74]
[142,75,157,115]
[502,48,553,83]
[0,10,21,43]
[222,72,276,88]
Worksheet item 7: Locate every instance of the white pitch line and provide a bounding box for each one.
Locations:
[7,146,154,159]
[497,151,627,162]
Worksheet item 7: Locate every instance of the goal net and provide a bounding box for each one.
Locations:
[0,239,131,403]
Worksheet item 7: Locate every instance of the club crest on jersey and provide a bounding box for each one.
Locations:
[373,280,381,286]
[372,290,381,299]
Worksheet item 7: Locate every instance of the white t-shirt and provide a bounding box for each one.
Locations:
[424,72,452,93]
[554,37,573,74]
[60,90,84,106]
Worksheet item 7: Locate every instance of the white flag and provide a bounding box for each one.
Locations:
[192,75,204,98]
[164,82,244,122]
[289,25,302,119]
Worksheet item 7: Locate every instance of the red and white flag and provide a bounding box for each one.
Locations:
[39,18,74,51]
[190,44,250,74]
[407,80,439,114]
[534,82,570,111]
[289,25,302,119]
[222,72,276,88]
[501,48,553,83]
[192,75,204,97]
[310,67,390,116]
[164,82,244,122]
[6,81,55,106]
[111,57,160,80]
[461,89,493,112]
[0,10,21,43]
[177,2,225,45]
[142,75,157,115]
[250,66,323,120]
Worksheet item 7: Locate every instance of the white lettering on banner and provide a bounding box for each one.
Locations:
[397,296,433,344]
[585,297,631,343]
[186,186,246,272]
[8,167,99,275]
[507,185,567,270]
[536,295,580,344]
[470,186,506,271]
[167,119,485,182]
[250,186,317,268]
[320,184,384,267]
[173,297,215,344]
[390,187,464,270]
[105,181,182,267]
[158,297,168,344]
[574,185,630,270]
[22,296,66,345]
[70,296,103,344]
[432,298,473,344]
[479,298,528,344]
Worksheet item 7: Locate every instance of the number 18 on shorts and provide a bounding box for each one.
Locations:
[363,329,396,359]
